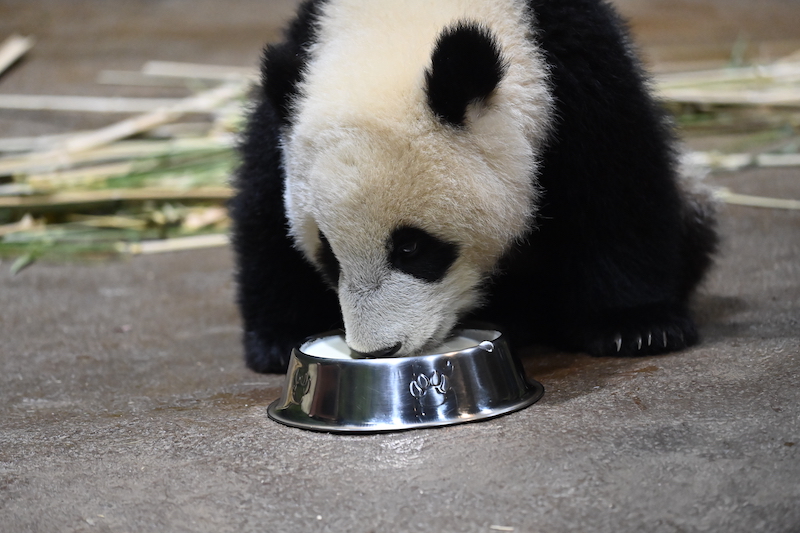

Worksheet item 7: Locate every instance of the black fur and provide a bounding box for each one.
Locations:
[230,0,340,374]
[231,0,717,373]
[261,0,328,125]
[229,93,342,373]
[317,231,340,289]
[425,22,507,126]
[470,0,718,357]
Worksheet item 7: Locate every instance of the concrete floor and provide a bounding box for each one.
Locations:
[1,1,799,532]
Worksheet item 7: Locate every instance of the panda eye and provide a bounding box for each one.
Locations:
[399,241,418,256]
[389,226,458,283]
[317,231,341,288]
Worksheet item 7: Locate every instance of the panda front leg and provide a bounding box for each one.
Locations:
[230,106,341,373]
[514,278,705,359]
[574,302,700,358]
[542,224,708,358]
[485,266,703,359]
[486,198,712,359]
[232,223,341,373]
[534,219,709,358]
[576,219,716,358]
[230,188,341,373]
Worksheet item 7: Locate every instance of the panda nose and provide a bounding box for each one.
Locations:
[352,342,402,358]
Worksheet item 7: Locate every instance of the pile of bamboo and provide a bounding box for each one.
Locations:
[0,35,254,272]
[0,34,798,273]
[655,55,800,211]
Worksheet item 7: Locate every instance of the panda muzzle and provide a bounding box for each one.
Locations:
[349,342,402,358]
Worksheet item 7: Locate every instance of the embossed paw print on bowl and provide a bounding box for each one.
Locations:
[267,328,544,433]
[409,369,450,406]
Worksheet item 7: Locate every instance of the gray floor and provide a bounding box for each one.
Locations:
[2,1,799,532]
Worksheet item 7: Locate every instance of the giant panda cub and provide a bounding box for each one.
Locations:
[231,0,718,373]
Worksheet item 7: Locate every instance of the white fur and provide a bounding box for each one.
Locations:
[281,0,554,355]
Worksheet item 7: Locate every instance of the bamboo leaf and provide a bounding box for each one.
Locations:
[10,252,36,275]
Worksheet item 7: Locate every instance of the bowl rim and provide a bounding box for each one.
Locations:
[295,327,504,365]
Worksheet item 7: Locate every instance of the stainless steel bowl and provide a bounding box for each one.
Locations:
[267,328,543,433]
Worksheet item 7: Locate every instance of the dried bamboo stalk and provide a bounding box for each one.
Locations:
[660,87,800,106]
[0,131,88,153]
[96,70,193,87]
[683,152,754,171]
[67,214,148,230]
[56,81,244,154]
[0,81,245,177]
[0,183,34,196]
[0,186,232,210]
[141,61,256,81]
[716,188,800,210]
[0,213,41,237]
[0,34,34,77]
[0,130,235,176]
[0,94,185,113]
[756,153,800,167]
[26,161,136,190]
[657,61,800,89]
[685,151,800,171]
[118,233,229,255]
[182,206,229,231]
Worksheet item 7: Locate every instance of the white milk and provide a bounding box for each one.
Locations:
[302,335,354,359]
[302,329,497,359]
[431,334,483,353]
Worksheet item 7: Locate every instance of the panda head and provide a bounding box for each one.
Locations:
[279,12,552,357]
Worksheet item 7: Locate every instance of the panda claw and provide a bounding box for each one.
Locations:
[647,332,652,346]
[636,335,642,350]
[662,331,668,348]
[614,334,622,352]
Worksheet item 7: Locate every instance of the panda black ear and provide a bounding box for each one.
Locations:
[425,22,507,127]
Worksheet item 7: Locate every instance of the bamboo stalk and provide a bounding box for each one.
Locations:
[683,152,754,171]
[182,206,229,231]
[0,183,34,196]
[0,186,233,210]
[0,94,186,113]
[117,233,230,255]
[657,61,800,89]
[756,153,800,167]
[0,213,41,237]
[67,214,148,230]
[0,81,246,177]
[141,61,256,81]
[685,151,800,171]
[716,187,800,210]
[0,134,235,176]
[0,34,35,77]
[26,161,136,190]
[660,87,800,106]
[56,81,245,154]
[0,131,89,153]
[96,70,194,87]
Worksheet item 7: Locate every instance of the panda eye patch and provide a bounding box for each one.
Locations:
[317,231,340,288]
[389,226,458,283]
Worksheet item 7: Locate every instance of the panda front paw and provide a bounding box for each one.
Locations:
[582,306,699,357]
[243,330,296,374]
